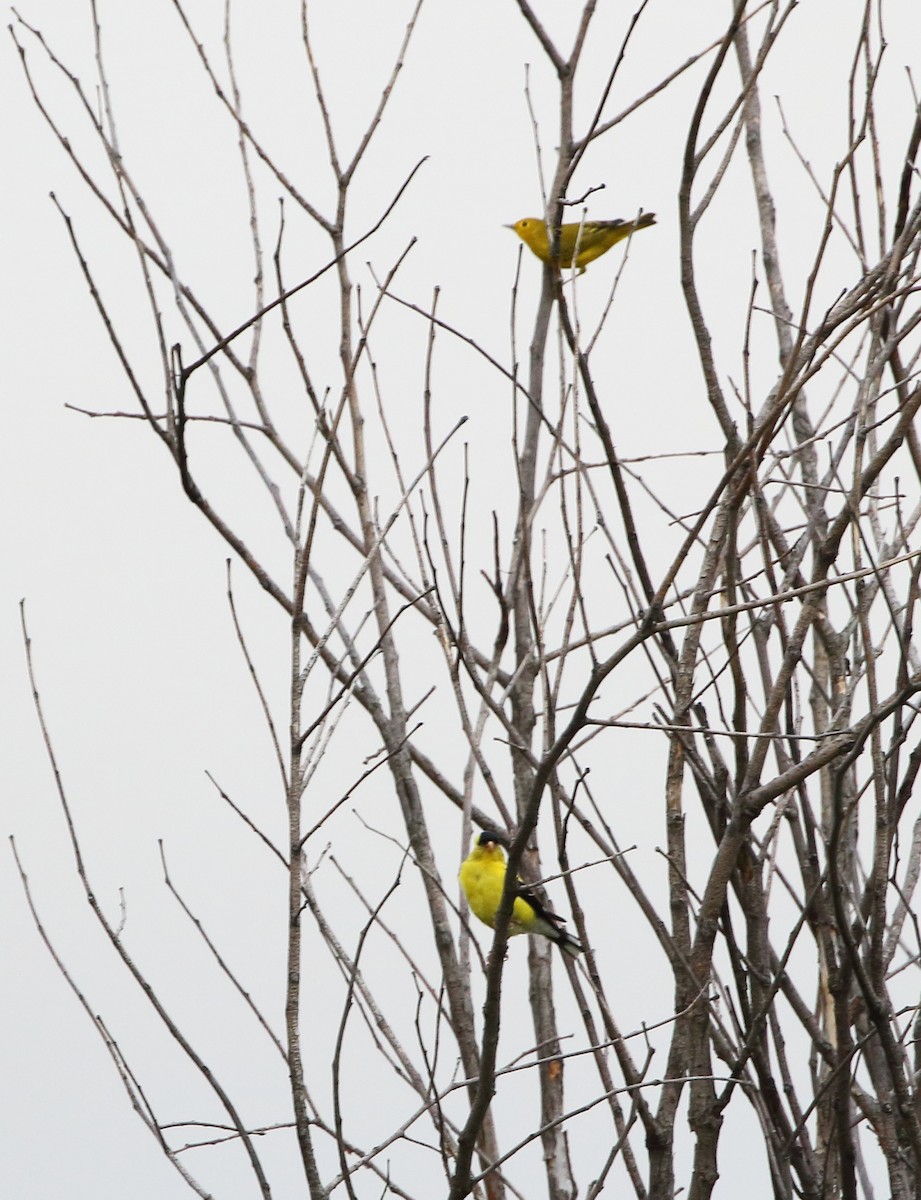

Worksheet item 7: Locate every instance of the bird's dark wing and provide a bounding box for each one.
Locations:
[514,879,568,930]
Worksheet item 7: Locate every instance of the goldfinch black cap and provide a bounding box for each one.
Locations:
[477,829,509,848]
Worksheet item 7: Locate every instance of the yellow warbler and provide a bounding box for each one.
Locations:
[507,212,655,274]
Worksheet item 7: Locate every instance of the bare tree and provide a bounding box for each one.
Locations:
[11,2,921,1198]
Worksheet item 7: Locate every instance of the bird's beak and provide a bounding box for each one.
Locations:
[503,223,515,230]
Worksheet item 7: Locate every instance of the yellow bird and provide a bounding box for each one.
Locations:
[507,213,655,274]
[459,830,583,957]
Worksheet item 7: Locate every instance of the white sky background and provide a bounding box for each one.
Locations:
[3,2,921,1197]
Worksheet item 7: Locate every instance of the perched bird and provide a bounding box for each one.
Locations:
[458,829,583,958]
[507,213,656,274]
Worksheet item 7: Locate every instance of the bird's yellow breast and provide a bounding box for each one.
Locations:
[458,852,504,926]
[458,847,535,934]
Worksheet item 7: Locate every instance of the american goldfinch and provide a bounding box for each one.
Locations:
[458,830,583,958]
[506,213,655,274]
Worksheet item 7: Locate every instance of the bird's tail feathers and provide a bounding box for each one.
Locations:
[534,911,583,957]
[555,928,583,958]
